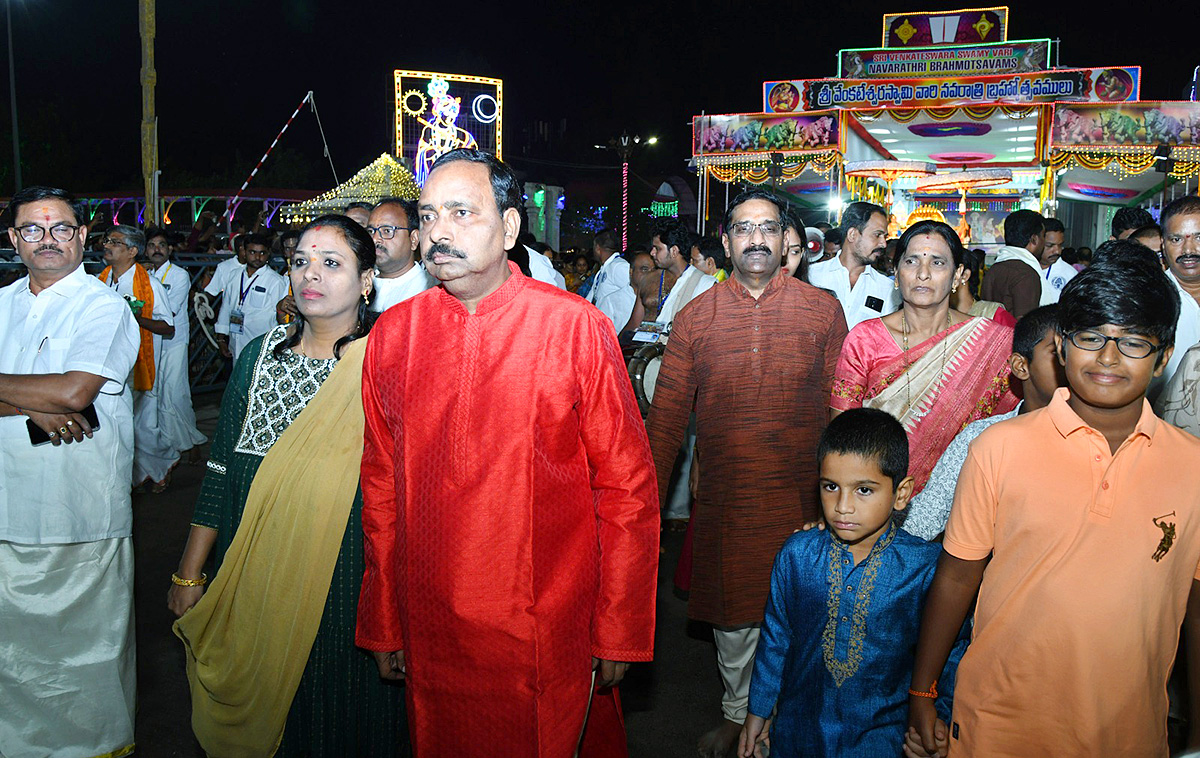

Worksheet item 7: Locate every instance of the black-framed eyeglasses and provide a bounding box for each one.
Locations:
[1068,330,1164,360]
[15,223,80,243]
[365,225,413,240]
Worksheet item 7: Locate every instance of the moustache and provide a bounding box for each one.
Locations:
[35,244,63,255]
[873,247,887,256]
[743,245,772,255]
[1178,255,1200,262]
[427,242,467,260]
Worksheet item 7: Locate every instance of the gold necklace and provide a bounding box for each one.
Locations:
[902,308,953,412]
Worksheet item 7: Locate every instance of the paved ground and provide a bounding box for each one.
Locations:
[131,394,722,757]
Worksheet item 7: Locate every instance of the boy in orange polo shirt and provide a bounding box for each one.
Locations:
[906,252,1200,758]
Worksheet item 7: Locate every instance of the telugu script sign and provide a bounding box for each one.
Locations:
[838,40,1049,79]
[764,67,1141,112]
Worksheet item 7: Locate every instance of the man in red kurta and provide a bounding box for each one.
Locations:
[356,148,659,758]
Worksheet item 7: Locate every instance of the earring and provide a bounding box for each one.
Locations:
[362,291,370,304]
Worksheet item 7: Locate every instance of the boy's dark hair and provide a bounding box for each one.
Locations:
[722,189,785,232]
[1091,238,1161,269]
[1003,209,1045,248]
[1042,217,1065,235]
[1111,206,1155,238]
[697,235,727,270]
[1012,305,1058,361]
[823,227,844,246]
[1058,257,1180,355]
[818,408,909,490]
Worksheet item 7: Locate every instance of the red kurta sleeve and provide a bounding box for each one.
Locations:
[644,308,698,510]
[577,313,660,662]
[356,327,405,652]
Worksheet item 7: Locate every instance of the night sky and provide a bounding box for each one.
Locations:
[1,0,1195,197]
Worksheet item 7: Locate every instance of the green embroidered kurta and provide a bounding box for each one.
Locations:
[193,327,408,757]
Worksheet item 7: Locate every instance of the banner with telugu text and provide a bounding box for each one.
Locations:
[838,40,1050,79]
[764,67,1141,113]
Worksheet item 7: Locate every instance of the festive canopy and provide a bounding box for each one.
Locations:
[279,153,420,224]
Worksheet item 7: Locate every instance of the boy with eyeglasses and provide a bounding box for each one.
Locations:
[906,257,1200,757]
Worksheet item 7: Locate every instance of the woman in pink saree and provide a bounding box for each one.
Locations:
[831,220,1018,494]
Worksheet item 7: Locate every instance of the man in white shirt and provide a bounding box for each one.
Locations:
[651,218,717,331]
[586,228,636,332]
[1152,196,1200,403]
[808,201,900,329]
[215,233,289,361]
[203,233,246,299]
[147,228,206,457]
[526,243,566,289]
[367,197,436,312]
[0,186,141,758]
[1037,217,1077,304]
[102,226,179,489]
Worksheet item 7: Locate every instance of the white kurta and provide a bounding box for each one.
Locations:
[656,265,717,330]
[587,253,636,331]
[107,265,179,485]
[372,262,437,313]
[215,266,289,361]
[152,260,207,452]
[0,263,140,758]
[808,254,901,329]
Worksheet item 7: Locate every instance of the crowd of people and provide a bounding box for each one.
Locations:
[3,149,1200,758]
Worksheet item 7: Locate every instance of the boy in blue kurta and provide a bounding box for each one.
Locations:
[739,408,967,757]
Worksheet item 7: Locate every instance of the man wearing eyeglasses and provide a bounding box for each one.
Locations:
[646,189,848,758]
[367,197,435,313]
[0,186,140,758]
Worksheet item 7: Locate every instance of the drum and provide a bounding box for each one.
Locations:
[627,342,665,416]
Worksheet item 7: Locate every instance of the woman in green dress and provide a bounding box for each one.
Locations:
[168,214,408,757]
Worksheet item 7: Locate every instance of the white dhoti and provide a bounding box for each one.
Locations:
[156,341,206,452]
[0,537,136,758]
[132,384,181,485]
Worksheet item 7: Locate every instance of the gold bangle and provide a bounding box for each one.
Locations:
[171,572,207,587]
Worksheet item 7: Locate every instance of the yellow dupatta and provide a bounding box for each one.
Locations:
[173,337,367,757]
[99,263,156,391]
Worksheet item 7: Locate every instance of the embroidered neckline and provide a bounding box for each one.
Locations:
[233,326,337,457]
[822,520,897,686]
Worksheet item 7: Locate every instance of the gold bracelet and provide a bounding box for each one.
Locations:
[171,572,207,587]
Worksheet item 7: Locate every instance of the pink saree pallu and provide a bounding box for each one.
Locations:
[832,316,1018,493]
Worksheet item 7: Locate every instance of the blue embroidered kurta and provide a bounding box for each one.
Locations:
[748,522,967,757]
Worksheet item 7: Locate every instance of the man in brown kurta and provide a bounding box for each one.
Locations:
[646,190,847,758]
